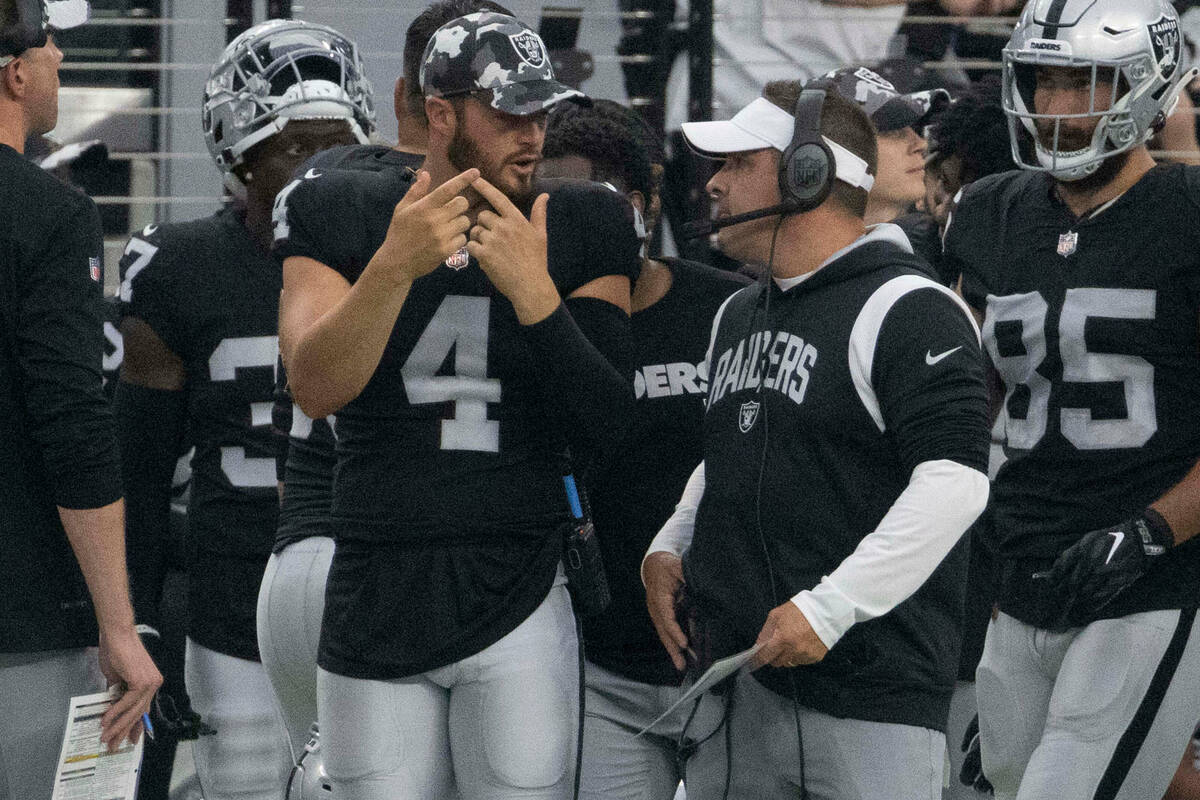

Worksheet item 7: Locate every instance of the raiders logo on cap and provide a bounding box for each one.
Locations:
[509,30,547,69]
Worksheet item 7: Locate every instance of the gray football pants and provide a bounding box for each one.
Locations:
[0,648,104,800]
[685,671,945,800]
[977,609,1200,800]
[185,638,293,800]
[256,535,334,760]
[317,575,579,800]
[579,659,716,800]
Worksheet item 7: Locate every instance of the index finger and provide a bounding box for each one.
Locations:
[470,176,522,217]
[423,168,481,206]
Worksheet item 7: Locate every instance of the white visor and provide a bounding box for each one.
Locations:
[681,97,875,192]
[45,0,90,30]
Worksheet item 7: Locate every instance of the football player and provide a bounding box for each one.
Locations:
[944,1,1200,798]
[275,11,637,799]
[258,0,511,761]
[538,99,750,799]
[114,19,372,800]
[642,79,990,800]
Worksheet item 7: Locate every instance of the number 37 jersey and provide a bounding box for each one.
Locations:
[948,166,1200,592]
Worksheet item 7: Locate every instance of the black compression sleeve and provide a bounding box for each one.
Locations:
[114,380,187,628]
[520,301,632,472]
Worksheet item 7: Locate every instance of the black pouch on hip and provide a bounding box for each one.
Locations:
[563,518,611,617]
[561,475,611,617]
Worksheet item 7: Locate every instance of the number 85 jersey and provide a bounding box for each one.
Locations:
[948,165,1200,617]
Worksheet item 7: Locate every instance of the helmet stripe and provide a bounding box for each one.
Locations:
[1042,0,1070,39]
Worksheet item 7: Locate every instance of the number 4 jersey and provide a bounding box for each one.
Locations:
[119,208,280,659]
[948,165,1200,622]
[274,166,639,679]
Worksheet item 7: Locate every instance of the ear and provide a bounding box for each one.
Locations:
[2,58,26,101]
[425,96,456,138]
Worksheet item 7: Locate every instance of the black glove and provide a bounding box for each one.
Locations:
[1034,509,1173,627]
[959,714,993,794]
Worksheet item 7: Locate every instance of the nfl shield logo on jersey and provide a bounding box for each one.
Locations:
[88,257,102,282]
[739,399,760,433]
[1057,231,1078,257]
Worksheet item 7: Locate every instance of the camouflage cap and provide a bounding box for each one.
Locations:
[812,66,951,133]
[420,11,589,117]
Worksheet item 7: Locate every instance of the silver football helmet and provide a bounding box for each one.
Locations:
[202,19,375,193]
[285,724,332,800]
[1002,0,1198,181]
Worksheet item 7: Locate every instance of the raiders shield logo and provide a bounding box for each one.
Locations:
[738,400,760,433]
[509,30,547,68]
[1149,15,1181,80]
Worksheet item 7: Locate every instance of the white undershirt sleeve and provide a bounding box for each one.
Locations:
[641,461,706,586]
[791,458,988,650]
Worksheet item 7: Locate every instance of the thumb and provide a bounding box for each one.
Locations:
[397,169,432,209]
[531,192,549,236]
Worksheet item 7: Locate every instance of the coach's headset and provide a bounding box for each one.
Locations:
[1,0,90,64]
[680,87,874,238]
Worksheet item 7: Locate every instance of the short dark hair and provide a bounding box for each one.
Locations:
[543,99,660,200]
[926,75,1013,184]
[404,0,512,121]
[762,79,878,218]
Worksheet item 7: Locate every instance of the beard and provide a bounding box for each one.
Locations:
[447,116,535,206]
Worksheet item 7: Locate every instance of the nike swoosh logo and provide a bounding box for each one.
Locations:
[925,346,963,366]
[1106,530,1125,564]
[143,224,158,236]
[304,168,322,180]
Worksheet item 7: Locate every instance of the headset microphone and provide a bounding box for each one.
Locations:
[679,202,797,239]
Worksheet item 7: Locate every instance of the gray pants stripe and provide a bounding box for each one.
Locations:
[1095,607,1197,800]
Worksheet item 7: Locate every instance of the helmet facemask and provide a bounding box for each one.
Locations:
[1002,48,1184,181]
[202,21,376,196]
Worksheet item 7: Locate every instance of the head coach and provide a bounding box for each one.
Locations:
[0,1,159,795]
[641,79,991,799]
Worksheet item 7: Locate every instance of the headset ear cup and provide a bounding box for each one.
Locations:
[779,139,835,214]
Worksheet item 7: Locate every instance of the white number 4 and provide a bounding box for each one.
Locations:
[402,296,501,452]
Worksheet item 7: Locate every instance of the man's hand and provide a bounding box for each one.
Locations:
[97,625,162,752]
[368,168,477,287]
[644,551,688,672]
[750,601,829,670]
[1035,509,1174,626]
[467,178,560,324]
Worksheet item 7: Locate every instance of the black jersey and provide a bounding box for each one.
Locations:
[686,226,989,732]
[272,360,336,553]
[270,146,423,554]
[119,207,281,660]
[102,296,123,399]
[947,166,1200,624]
[0,144,118,652]
[584,259,749,686]
[306,143,424,174]
[275,168,639,679]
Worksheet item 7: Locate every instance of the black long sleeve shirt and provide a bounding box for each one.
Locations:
[0,143,121,652]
